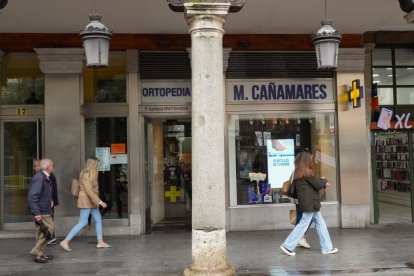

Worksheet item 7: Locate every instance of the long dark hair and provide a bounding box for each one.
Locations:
[293,150,314,180]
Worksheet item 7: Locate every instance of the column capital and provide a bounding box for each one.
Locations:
[34,48,84,74]
[336,48,365,72]
[168,0,244,13]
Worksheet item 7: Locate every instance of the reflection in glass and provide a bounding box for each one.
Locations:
[228,113,337,206]
[378,87,394,105]
[85,117,128,219]
[372,68,393,86]
[372,49,392,66]
[396,88,414,105]
[96,79,126,102]
[3,122,40,223]
[396,68,414,85]
[0,78,44,105]
[395,49,414,66]
[83,54,126,103]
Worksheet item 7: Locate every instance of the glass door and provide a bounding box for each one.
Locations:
[1,119,42,227]
[374,131,412,223]
[145,119,192,233]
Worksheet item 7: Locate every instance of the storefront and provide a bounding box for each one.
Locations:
[225,78,338,230]
[139,49,370,232]
[370,47,414,224]
[0,47,371,234]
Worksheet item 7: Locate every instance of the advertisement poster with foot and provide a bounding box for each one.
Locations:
[267,139,295,188]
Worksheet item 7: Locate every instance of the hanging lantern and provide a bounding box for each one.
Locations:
[79,14,112,68]
[312,19,342,69]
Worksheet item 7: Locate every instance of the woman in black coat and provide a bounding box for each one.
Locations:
[280,150,338,256]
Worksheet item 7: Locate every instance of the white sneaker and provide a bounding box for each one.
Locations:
[322,248,338,255]
[280,245,296,256]
[298,237,311,249]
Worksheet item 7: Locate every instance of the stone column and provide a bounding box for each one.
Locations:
[34,48,84,221]
[336,48,370,228]
[187,4,233,275]
[126,49,142,234]
[169,1,242,275]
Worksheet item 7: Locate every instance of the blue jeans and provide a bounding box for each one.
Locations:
[66,208,103,241]
[296,204,312,233]
[282,211,334,253]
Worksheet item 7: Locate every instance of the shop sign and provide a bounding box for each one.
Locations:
[139,105,191,113]
[141,81,191,104]
[374,108,412,130]
[226,79,334,103]
[109,154,128,164]
[340,79,364,110]
[111,143,126,154]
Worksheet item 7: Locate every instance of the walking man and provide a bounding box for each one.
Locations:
[28,158,55,263]
[32,159,59,245]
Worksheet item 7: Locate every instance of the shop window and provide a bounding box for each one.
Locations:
[395,49,414,66]
[396,68,414,85]
[83,53,126,103]
[378,87,393,105]
[228,113,338,206]
[85,117,128,219]
[372,49,392,66]
[396,88,414,105]
[372,48,414,109]
[372,68,393,86]
[0,54,44,105]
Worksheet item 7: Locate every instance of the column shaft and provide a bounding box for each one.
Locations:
[184,3,234,276]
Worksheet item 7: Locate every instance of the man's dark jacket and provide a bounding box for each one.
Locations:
[28,171,52,216]
[294,176,327,212]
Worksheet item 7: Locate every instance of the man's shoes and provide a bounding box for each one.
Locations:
[322,248,338,255]
[298,237,311,249]
[280,245,296,256]
[41,255,54,260]
[33,255,48,263]
[47,237,57,245]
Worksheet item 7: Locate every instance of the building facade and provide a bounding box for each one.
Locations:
[0,1,412,237]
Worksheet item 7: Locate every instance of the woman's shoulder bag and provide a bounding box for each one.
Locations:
[71,178,80,198]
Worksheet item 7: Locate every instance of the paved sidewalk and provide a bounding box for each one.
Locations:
[0,223,413,275]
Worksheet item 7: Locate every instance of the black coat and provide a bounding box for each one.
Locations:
[50,173,59,206]
[294,176,327,212]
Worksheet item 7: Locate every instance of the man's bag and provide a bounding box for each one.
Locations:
[71,178,80,198]
[35,220,52,240]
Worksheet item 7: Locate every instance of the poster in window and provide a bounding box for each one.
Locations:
[267,139,295,188]
[95,147,110,171]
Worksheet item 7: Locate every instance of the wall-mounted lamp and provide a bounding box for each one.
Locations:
[79,0,112,67]
[311,0,342,69]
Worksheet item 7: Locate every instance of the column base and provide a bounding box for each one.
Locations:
[184,266,235,276]
[184,229,235,276]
